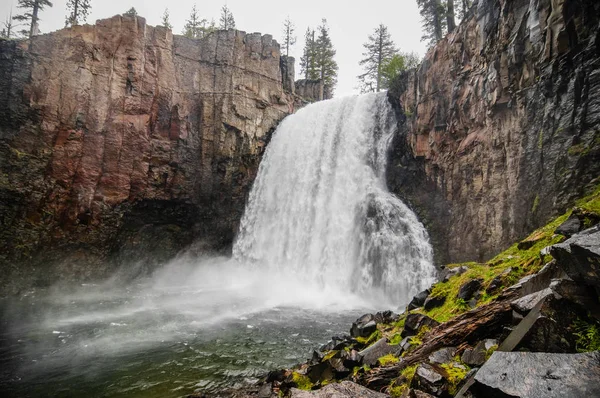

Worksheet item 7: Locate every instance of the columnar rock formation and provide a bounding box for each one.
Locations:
[388,0,600,263]
[0,15,292,290]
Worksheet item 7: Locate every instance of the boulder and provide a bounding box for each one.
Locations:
[428,347,457,364]
[374,310,400,324]
[460,340,491,367]
[350,314,378,338]
[485,268,512,294]
[410,364,448,397]
[402,314,440,337]
[469,351,600,398]
[510,288,555,315]
[358,338,398,367]
[290,381,388,397]
[550,227,600,295]
[423,296,446,311]
[457,279,483,301]
[408,289,431,310]
[554,214,582,237]
[441,266,469,282]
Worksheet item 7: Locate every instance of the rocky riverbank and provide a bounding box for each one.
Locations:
[208,185,600,398]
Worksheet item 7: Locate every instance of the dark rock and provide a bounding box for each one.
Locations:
[486,268,512,294]
[550,227,600,295]
[403,314,440,337]
[470,351,600,398]
[290,381,388,397]
[554,214,582,237]
[461,340,490,367]
[428,347,457,364]
[399,336,415,352]
[549,278,600,319]
[374,310,400,324]
[350,314,377,338]
[408,289,431,310]
[441,266,469,282]
[407,390,436,398]
[506,260,567,297]
[266,369,287,383]
[358,338,398,367]
[423,295,446,311]
[309,350,324,366]
[306,361,334,384]
[410,363,448,397]
[457,279,483,301]
[341,349,363,369]
[319,335,353,352]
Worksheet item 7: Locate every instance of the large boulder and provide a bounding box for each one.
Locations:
[550,227,600,295]
[290,381,388,397]
[350,314,378,338]
[408,289,431,310]
[410,364,448,397]
[402,314,440,337]
[554,214,582,237]
[469,351,600,398]
[358,338,399,367]
[457,279,483,301]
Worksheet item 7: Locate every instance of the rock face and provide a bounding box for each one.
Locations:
[290,381,388,398]
[0,15,292,291]
[387,0,600,263]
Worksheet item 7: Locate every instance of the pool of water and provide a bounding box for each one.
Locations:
[0,257,383,397]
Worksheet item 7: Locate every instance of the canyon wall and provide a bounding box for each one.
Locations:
[388,0,600,263]
[0,15,292,290]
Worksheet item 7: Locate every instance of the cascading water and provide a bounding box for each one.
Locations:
[234,92,436,305]
[0,92,437,397]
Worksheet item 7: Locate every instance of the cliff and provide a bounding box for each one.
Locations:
[388,0,600,263]
[0,15,292,290]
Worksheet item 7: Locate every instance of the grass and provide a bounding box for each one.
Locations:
[418,185,600,324]
[355,330,382,346]
[388,364,418,397]
[441,362,470,395]
[292,372,313,390]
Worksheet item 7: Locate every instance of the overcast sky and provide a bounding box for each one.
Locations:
[0,0,428,97]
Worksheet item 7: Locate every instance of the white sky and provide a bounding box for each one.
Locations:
[0,0,428,97]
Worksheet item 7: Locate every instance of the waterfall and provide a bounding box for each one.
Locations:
[233,92,436,305]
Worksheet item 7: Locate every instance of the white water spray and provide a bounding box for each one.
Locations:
[234,92,436,305]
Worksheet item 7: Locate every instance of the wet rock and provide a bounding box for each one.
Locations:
[374,310,400,324]
[306,361,334,384]
[359,338,398,367]
[309,350,324,366]
[428,347,457,364]
[265,369,287,383]
[423,296,446,311]
[554,214,582,237]
[410,364,448,397]
[320,335,353,352]
[350,314,377,338]
[470,351,600,398]
[550,227,600,294]
[457,279,483,301]
[408,289,431,310]
[460,340,494,367]
[290,381,388,397]
[341,349,363,369]
[402,314,440,337]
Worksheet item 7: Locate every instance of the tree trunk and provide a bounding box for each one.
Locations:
[30,1,39,38]
[447,0,456,33]
[376,31,383,92]
[433,0,443,42]
[74,0,79,25]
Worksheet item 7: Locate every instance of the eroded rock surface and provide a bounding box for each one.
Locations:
[0,16,292,291]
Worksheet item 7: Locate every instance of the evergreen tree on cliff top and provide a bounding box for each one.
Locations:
[358,24,397,93]
[183,4,208,39]
[299,27,318,80]
[123,7,137,17]
[161,8,173,30]
[2,9,15,39]
[281,16,296,58]
[219,5,235,30]
[65,0,91,27]
[314,19,338,98]
[13,0,53,38]
[416,0,445,45]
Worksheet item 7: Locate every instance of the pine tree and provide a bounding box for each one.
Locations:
[65,0,91,27]
[416,0,445,45]
[281,16,296,57]
[380,52,421,89]
[357,24,397,93]
[299,27,318,80]
[123,7,137,17]
[446,0,456,33]
[13,0,53,38]
[2,9,14,38]
[314,19,338,98]
[183,4,208,38]
[161,8,172,30]
[219,5,235,30]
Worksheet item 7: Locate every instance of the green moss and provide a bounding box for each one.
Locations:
[532,194,540,213]
[389,333,402,345]
[572,318,600,352]
[378,354,400,366]
[485,344,498,360]
[389,385,407,397]
[323,350,338,361]
[291,372,313,390]
[355,330,382,346]
[441,363,469,395]
[568,143,590,156]
[538,129,543,150]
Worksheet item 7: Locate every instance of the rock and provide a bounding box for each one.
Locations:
[457,279,483,301]
[290,381,388,397]
[350,314,378,338]
[428,347,457,364]
[510,288,556,315]
[408,289,431,310]
[358,338,398,367]
[554,214,582,237]
[486,268,512,294]
[506,260,567,297]
[550,227,600,295]
[309,350,324,366]
[441,266,469,282]
[320,335,354,352]
[258,383,275,398]
[405,390,436,398]
[402,314,440,337]
[469,351,600,398]
[294,79,324,102]
[549,278,600,319]
[460,340,491,367]
[423,296,446,311]
[374,310,400,324]
[410,364,448,397]
[265,369,287,383]
[399,336,416,352]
